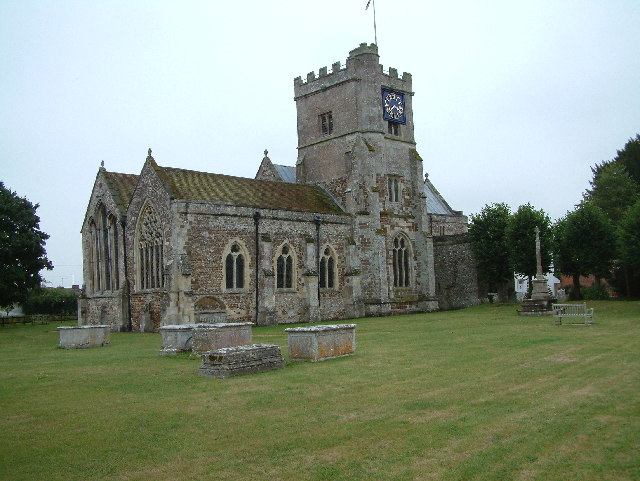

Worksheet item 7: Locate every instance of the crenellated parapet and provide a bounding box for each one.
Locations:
[294,43,412,99]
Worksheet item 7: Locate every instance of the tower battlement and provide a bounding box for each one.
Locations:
[294,43,412,98]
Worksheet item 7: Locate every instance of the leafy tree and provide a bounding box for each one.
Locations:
[468,203,513,300]
[618,200,640,271]
[0,182,53,307]
[506,203,552,286]
[553,203,616,300]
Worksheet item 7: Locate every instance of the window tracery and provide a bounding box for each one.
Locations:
[225,242,246,290]
[392,234,411,288]
[137,204,164,290]
[319,246,336,289]
[276,244,295,289]
[89,204,119,293]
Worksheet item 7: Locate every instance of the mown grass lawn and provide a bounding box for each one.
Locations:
[0,301,638,481]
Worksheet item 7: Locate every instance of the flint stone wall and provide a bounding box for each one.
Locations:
[58,325,110,349]
[285,324,356,361]
[433,234,480,310]
[199,344,285,378]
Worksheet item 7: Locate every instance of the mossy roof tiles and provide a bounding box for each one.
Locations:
[158,166,344,215]
[102,171,139,215]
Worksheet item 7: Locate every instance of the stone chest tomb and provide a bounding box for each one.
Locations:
[159,322,253,355]
[285,324,357,361]
[58,325,110,349]
[198,344,285,378]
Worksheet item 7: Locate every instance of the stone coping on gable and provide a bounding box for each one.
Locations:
[284,323,357,333]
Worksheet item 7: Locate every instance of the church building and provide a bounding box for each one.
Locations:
[79,44,479,331]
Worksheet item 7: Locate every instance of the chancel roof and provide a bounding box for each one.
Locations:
[158,165,344,215]
[273,164,296,183]
[424,176,456,216]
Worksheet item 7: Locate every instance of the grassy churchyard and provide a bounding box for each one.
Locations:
[0,301,638,481]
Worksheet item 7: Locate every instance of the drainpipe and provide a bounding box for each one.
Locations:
[314,216,321,306]
[253,211,261,325]
[121,216,133,332]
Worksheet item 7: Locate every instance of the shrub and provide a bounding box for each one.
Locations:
[22,288,79,315]
[581,285,610,300]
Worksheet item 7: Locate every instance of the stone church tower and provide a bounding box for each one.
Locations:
[294,43,438,314]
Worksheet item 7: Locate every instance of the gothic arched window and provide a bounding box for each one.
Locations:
[319,246,336,289]
[225,242,246,289]
[392,235,411,288]
[90,205,119,293]
[276,244,295,289]
[137,204,164,290]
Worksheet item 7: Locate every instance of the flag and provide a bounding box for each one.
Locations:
[366,0,371,10]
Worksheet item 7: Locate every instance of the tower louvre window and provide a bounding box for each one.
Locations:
[387,121,400,136]
[320,112,333,136]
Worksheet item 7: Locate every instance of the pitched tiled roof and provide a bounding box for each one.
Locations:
[159,166,344,215]
[102,171,139,215]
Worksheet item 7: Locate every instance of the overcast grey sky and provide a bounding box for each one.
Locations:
[1,0,639,288]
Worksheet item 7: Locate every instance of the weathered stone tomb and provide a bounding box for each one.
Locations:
[285,324,357,362]
[198,344,285,378]
[191,322,253,353]
[58,325,110,349]
[159,322,253,355]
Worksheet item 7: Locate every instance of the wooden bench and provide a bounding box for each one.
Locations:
[552,303,594,325]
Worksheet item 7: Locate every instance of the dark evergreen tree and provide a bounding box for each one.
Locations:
[614,134,640,186]
[618,200,640,271]
[583,161,639,224]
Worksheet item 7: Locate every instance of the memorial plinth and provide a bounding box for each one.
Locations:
[58,325,110,349]
[518,227,553,316]
[285,324,357,362]
[199,344,285,378]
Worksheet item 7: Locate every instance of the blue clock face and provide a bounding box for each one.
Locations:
[382,89,406,124]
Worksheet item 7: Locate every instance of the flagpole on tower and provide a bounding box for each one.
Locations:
[366,0,378,45]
